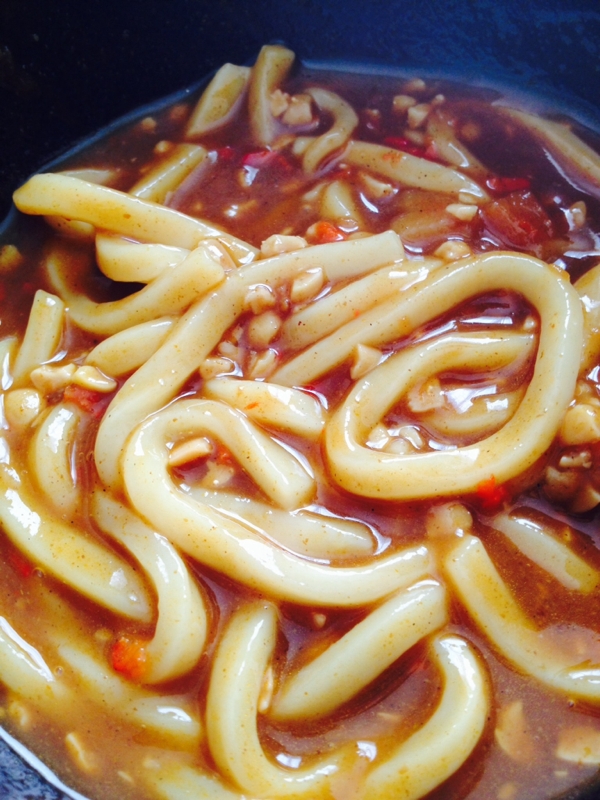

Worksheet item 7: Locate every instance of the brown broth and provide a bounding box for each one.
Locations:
[1,57,600,800]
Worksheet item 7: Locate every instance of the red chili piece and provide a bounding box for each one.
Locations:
[475,475,509,512]
[111,636,148,681]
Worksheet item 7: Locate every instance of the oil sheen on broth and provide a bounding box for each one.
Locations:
[2,44,600,800]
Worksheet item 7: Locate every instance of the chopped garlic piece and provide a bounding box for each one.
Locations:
[247,348,277,379]
[403,78,426,93]
[281,94,313,126]
[366,423,390,450]
[350,344,382,380]
[248,311,282,347]
[392,94,417,113]
[407,377,445,412]
[407,103,431,129]
[559,451,592,469]
[446,203,479,221]
[168,437,213,467]
[494,701,536,764]
[65,732,99,774]
[8,700,33,731]
[30,363,76,394]
[383,438,414,455]
[269,88,290,117]
[556,725,600,764]
[359,172,398,199]
[290,268,325,304]
[311,612,327,629]
[0,244,24,273]
[199,357,237,380]
[72,366,117,392]
[4,389,44,429]
[426,503,473,539]
[261,234,308,258]
[245,284,277,314]
[559,403,600,445]
[571,483,600,513]
[200,461,235,489]
[434,240,472,261]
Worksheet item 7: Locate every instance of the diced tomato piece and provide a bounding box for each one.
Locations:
[309,221,347,244]
[475,475,509,512]
[63,384,111,418]
[480,190,554,251]
[486,175,532,195]
[111,636,148,681]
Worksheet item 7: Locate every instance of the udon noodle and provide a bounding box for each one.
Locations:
[1,44,600,800]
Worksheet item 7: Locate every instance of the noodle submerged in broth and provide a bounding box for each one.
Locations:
[2,44,600,800]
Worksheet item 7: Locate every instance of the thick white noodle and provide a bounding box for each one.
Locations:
[273,252,567,388]
[445,535,600,701]
[129,144,208,203]
[423,386,527,439]
[206,602,353,797]
[95,233,403,490]
[186,63,251,138]
[492,512,599,593]
[0,336,17,391]
[302,88,359,173]
[122,400,430,606]
[57,645,201,747]
[345,140,488,199]
[93,492,209,683]
[325,331,552,499]
[12,173,257,266]
[46,241,225,336]
[248,44,295,145]
[203,378,325,439]
[363,635,489,800]
[28,403,82,519]
[0,454,151,622]
[0,616,68,709]
[503,107,600,192]
[188,490,375,559]
[95,234,189,283]
[271,579,447,720]
[575,262,600,373]
[151,764,242,800]
[85,317,176,377]
[280,262,436,352]
[12,290,65,386]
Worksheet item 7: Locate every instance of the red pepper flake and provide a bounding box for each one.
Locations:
[111,636,148,682]
[486,175,532,195]
[245,401,259,410]
[310,221,347,244]
[8,550,34,578]
[475,475,509,512]
[63,384,111,418]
